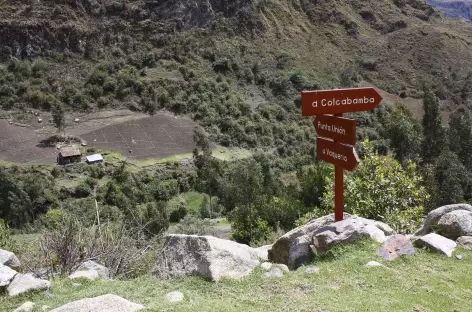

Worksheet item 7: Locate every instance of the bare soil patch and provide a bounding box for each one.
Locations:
[80,113,196,160]
[0,111,196,164]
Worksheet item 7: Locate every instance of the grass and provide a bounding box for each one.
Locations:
[2,240,472,312]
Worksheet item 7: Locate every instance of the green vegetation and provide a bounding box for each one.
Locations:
[320,139,427,233]
[2,240,471,312]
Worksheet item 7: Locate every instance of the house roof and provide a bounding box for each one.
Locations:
[86,154,104,162]
[59,149,82,157]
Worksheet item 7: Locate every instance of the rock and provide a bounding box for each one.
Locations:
[0,263,17,286]
[274,263,290,273]
[358,218,395,235]
[7,273,51,296]
[456,254,464,260]
[303,267,320,274]
[415,204,472,236]
[154,234,265,281]
[13,301,35,312]
[376,234,416,261]
[72,283,82,287]
[268,213,352,269]
[363,224,387,243]
[255,245,272,261]
[365,261,383,267]
[414,233,457,257]
[76,260,110,279]
[437,210,472,240]
[42,305,50,311]
[260,262,272,271]
[74,118,80,122]
[457,236,472,250]
[49,294,144,312]
[263,267,284,278]
[312,217,386,256]
[0,249,21,269]
[68,269,99,280]
[37,118,43,123]
[166,291,184,303]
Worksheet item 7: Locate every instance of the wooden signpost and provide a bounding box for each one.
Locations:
[301,87,383,221]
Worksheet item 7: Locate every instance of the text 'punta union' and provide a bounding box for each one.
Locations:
[317,121,345,135]
[312,96,376,108]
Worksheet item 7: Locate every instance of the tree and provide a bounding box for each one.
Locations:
[448,109,472,170]
[321,139,428,233]
[384,103,423,165]
[435,149,468,206]
[421,87,446,164]
[52,101,66,135]
[192,126,220,218]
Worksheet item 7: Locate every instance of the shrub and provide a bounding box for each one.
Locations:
[40,215,163,278]
[166,198,188,222]
[0,219,15,251]
[38,209,66,230]
[320,139,428,233]
[170,215,217,236]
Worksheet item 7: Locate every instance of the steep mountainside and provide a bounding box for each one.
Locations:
[430,0,472,21]
[1,0,472,149]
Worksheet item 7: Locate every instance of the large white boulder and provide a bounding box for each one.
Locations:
[154,234,266,281]
[415,204,472,236]
[7,273,51,296]
[414,233,457,257]
[268,214,391,269]
[268,213,352,269]
[312,217,386,256]
[437,210,472,240]
[50,294,144,312]
[0,249,21,269]
[0,263,17,286]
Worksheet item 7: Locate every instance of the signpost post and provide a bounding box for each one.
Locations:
[301,87,382,221]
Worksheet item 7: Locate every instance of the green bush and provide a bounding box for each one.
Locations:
[170,215,217,236]
[320,139,428,233]
[38,209,66,230]
[166,198,188,222]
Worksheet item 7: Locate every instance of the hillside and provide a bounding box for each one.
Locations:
[1,0,472,109]
[430,0,472,21]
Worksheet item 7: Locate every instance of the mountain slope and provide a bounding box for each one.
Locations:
[430,0,472,21]
[1,0,472,151]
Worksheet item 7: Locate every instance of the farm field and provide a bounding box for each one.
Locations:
[0,111,197,164]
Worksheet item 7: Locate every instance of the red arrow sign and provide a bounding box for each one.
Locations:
[314,115,357,145]
[302,87,383,116]
[316,137,360,171]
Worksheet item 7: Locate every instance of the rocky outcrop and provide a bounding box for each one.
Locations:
[268,213,351,269]
[0,249,21,269]
[312,217,387,256]
[0,263,17,286]
[414,233,457,257]
[7,273,51,296]
[269,214,392,269]
[154,234,267,281]
[50,294,144,312]
[415,204,472,237]
[437,210,472,240]
[376,234,416,261]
